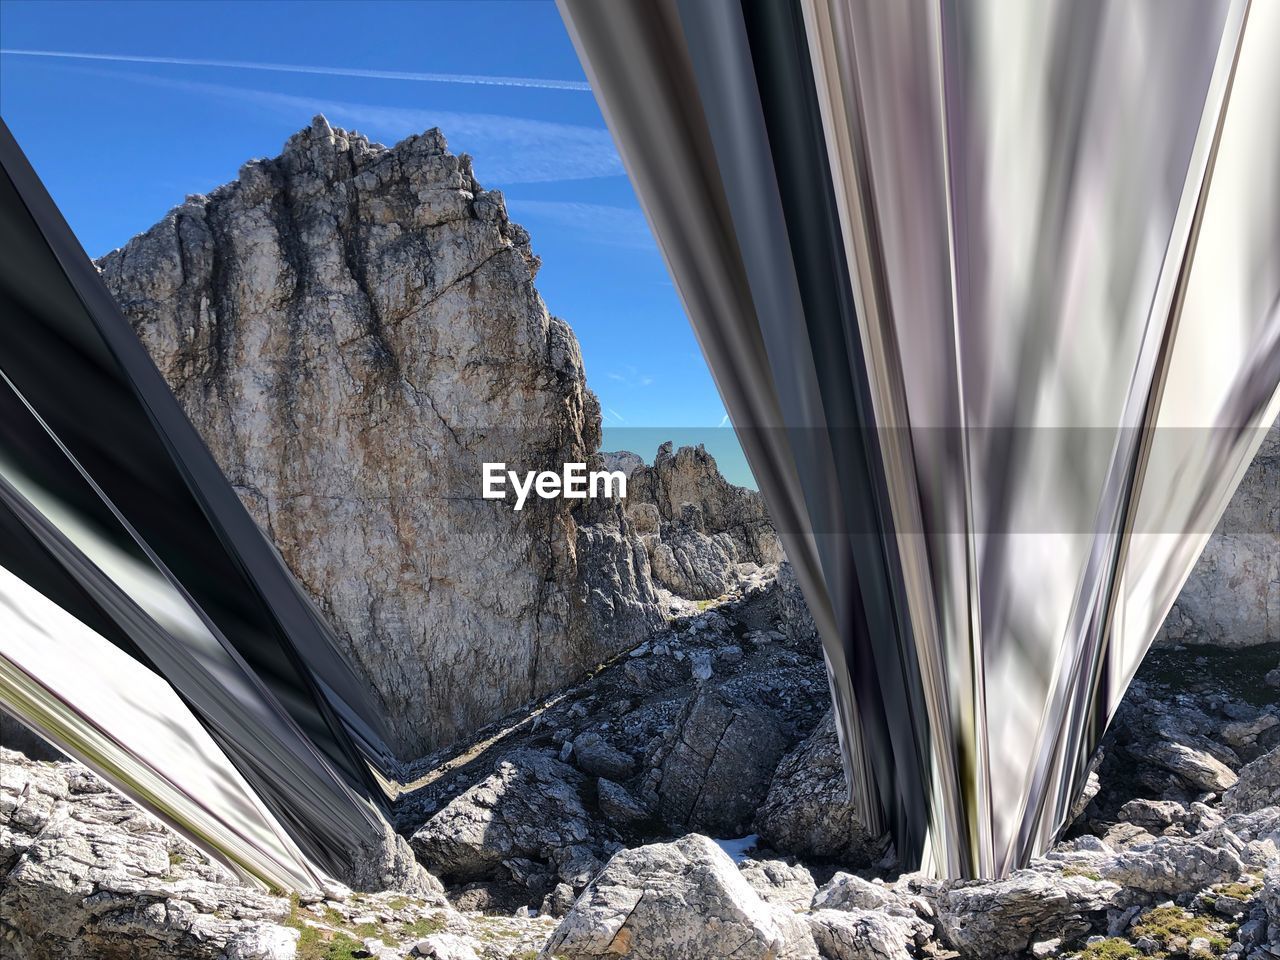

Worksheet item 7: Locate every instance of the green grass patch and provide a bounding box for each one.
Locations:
[1208,879,1258,901]
[1132,906,1230,953]
[296,926,363,960]
[1060,864,1102,881]
[1077,938,1142,960]
[401,913,448,938]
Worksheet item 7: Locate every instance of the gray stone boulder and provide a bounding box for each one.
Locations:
[737,858,818,911]
[811,873,916,918]
[1114,798,1193,834]
[571,731,636,781]
[1263,867,1280,927]
[646,519,743,601]
[933,869,1121,958]
[1099,831,1245,894]
[1128,740,1238,793]
[412,932,483,959]
[1223,743,1280,815]
[655,687,789,836]
[595,778,651,831]
[754,711,882,864]
[541,834,815,960]
[1221,712,1280,752]
[1218,809,1280,871]
[807,909,929,960]
[409,749,600,884]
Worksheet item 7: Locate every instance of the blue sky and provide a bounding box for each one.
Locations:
[0,0,753,483]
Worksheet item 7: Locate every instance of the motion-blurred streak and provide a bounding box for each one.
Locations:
[560,0,1280,877]
[0,118,400,889]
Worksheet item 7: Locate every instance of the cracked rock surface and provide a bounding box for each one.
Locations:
[624,442,783,601]
[542,834,816,960]
[97,116,663,757]
[0,747,299,959]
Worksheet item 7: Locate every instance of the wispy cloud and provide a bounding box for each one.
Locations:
[67,70,622,184]
[718,414,730,427]
[507,200,655,250]
[0,48,592,91]
[602,365,657,389]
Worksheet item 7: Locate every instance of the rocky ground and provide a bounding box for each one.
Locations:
[4,566,1277,959]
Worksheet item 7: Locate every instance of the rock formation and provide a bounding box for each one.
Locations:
[542,834,817,960]
[623,442,783,600]
[96,118,788,759]
[97,116,664,756]
[0,747,305,959]
[754,711,882,864]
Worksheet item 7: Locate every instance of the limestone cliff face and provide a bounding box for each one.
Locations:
[1159,418,1279,648]
[625,442,783,600]
[98,117,661,755]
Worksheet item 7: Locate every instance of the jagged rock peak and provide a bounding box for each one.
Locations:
[97,118,650,756]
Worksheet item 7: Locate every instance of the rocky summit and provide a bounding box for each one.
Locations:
[1,120,1277,959]
[95,117,777,757]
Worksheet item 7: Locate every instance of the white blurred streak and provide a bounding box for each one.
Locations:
[0,565,321,890]
[803,0,1275,877]
[1116,0,1280,705]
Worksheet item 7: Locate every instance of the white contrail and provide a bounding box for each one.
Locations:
[0,48,592,91]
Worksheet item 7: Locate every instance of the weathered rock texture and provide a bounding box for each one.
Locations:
[655,687,789,836]
[624,442,783,600]
[98,117,662,755]
[541,834,815,960]
[1159,417,1279,647]
[0,748,299,959]
[932,870,1121,957]
[394,583,831,912]
[0,746,555,959]
[409,749,607,886]
[755,710,881,864]
[1224,743,1280,816]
